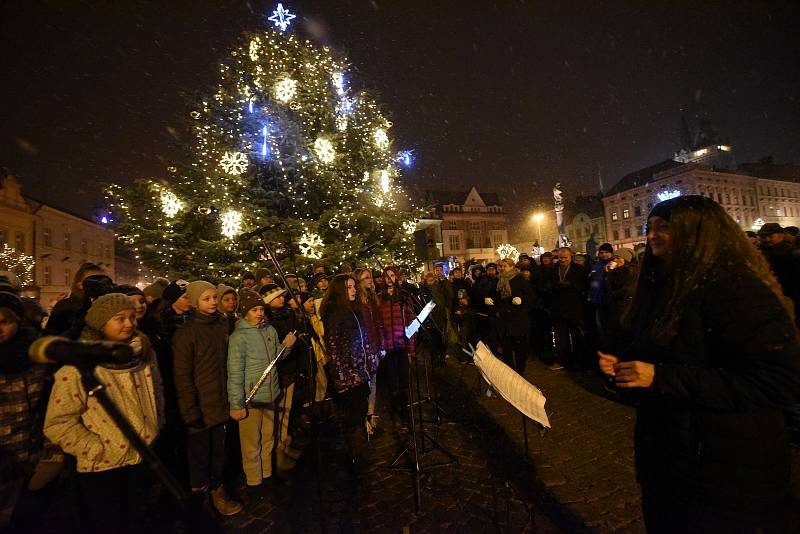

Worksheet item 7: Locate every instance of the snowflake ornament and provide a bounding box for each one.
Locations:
[274,77,297,103]
[160,189,184,218]
[496,243,520,263]
[220,151,249,175]
[299,232,324,259]
[220,210,243,239]
[373,128,389,149]
[314,137,336,164]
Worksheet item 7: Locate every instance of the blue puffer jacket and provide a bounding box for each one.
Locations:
[227,320,283,409]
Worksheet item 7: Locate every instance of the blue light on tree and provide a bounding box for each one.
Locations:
[261,125,271,159]
[397,150,414,168]
[248,100,254,113]
[339,97,355,115]
[268,3,296,32]
[99,215,110,224]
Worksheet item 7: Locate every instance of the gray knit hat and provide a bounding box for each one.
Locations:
[237,288,263,316]
[216,283,237,303]
[185,280,216,308]
[85,293,135,331]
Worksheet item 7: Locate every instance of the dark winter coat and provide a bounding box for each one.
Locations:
[378,290,416,354]
[44,292,82,336]
[356,300,384,356]
[624,265,800,515]
[0,326,48,468]
[547,263,588,321]
[588,258,611,306]
[171,311,229,432]
[322,309,377,392]
[266,305,300,388]
[496,273,535,338]
[761,241,800,324]
[468,275,497,317]
[155,306,190,416]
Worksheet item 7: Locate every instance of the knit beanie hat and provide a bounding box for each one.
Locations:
[162,279,189,303]
[118,285,144,298]
[0,292,25,320]
[216,284,236,303]
[85,293,135,331]
[598,243,614,254]
[242,271,256,282]
[299,291,314,304]
[185,281,216,308]
[254,268,271,281]
[258,282,279,297]
[237,288,263,315]
[312,272,329,287]
[615,248,634,263]
[262,285,287,306]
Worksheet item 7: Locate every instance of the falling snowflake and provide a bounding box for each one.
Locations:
[373,128,389,149]
[274,77,297,103]
[160,190,184,218]
[299,232,324,259]
[220,210,243,239]
[314,137,336,164]
[496,243,520,262]
[220,151,249,175]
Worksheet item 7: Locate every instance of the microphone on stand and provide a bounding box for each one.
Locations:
[238,222,284,241]
[29,336,135,366]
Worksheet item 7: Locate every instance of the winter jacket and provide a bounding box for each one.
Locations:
[0,327,48,468]
[588,258,611,306]
[378,290,416,354]
[266,306,300,388]
[495,272,535,338]
[172,311,229,432]
[624,265,800,514]
[43,333,164,473]
[761,241,800,325]
[547,263,588,321]
[44,292,82,336]
[468,275,497,317]
[356,300,384,356]
[322,309,377,392]
[227,320,282,409]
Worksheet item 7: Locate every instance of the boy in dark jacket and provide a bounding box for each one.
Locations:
[172,281,242,516]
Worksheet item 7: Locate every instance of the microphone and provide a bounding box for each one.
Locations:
[29,336,135,366]
[238,222,284,241]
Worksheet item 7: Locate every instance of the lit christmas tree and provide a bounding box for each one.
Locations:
[107,3,420,282]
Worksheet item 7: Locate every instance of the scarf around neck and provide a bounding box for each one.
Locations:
[497,267,520,299]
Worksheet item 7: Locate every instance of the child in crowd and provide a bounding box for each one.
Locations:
[172,281,242,516]
[43,293,164,532]
[227,289,295,491]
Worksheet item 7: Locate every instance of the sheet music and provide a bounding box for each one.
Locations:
[404,300,436,338]
[473,342,551,428]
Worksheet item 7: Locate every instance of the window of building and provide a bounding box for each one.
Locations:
[43,227,51,247]
[446,221,457,230]
[448,235,460,251]
[81,238,88,254]
[624,228,631,238]
[592,224,599,235]
[611,211,618,221]
[725,194,730,204]
[15,232,24,251]
[64,229,71,250]
[622,208,630,219]
[612,230,619,241]
[634,206,642,217]
[43,266,51,285]
[637,225,644,236]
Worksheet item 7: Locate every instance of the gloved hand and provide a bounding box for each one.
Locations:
[484,297,494,306]
[461,342,478,361]
[512,297,522,305]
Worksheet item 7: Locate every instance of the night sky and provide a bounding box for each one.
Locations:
[2,1,799,236]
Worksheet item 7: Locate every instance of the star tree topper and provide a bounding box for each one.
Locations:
[268,3,296,32]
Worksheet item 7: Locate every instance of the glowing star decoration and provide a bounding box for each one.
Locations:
[657,189,681,202]
[403,220,417,234]
[298,232,324,259]
[332,71,346,95]
[373,128,389,149]
[220,210,243,239]
[379,169,392,193]
[397,150,414,168]
[160,189,184,218]
[274,77,298,103]
[496,243,520,263]
[268,3,296,32]
[220,151,249,175]
[314,137,336,164]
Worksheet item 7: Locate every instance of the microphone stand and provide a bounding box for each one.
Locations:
[75,365,217,532]
[255,236,327,534]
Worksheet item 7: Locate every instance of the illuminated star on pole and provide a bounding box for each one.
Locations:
[268,3,296,32]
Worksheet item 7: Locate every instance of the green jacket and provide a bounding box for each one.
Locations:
[227,319,282,409]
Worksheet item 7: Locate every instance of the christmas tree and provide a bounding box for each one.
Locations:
[106,3,420,283]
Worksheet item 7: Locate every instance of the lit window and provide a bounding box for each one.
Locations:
[611,211,618,221]
[43,266,51,285]
[448,235,461,251]
[623,209,630,219]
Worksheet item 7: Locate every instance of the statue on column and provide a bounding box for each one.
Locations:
[553,182,572,248]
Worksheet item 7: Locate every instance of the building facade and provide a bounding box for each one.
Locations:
[602,146,800,248]
[425,187,509,265]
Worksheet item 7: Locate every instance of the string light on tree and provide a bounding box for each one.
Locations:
[314,137,336,164]
[220,151,249,175]
[0,244,34,286]
[403,220,417,234]
[220,210,243,239]
[299,232,324,259]
[332,71,346,95]
[379,169,392,193]
[373,128,389,149]
[496,243,520,263]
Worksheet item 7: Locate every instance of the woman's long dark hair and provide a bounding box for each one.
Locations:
[625,195,794,344]
[319,274,355,320]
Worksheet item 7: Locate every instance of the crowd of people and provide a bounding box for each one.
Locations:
[1,195,799,532]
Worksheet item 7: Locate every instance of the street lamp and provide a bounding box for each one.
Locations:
[532,212,543,243]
